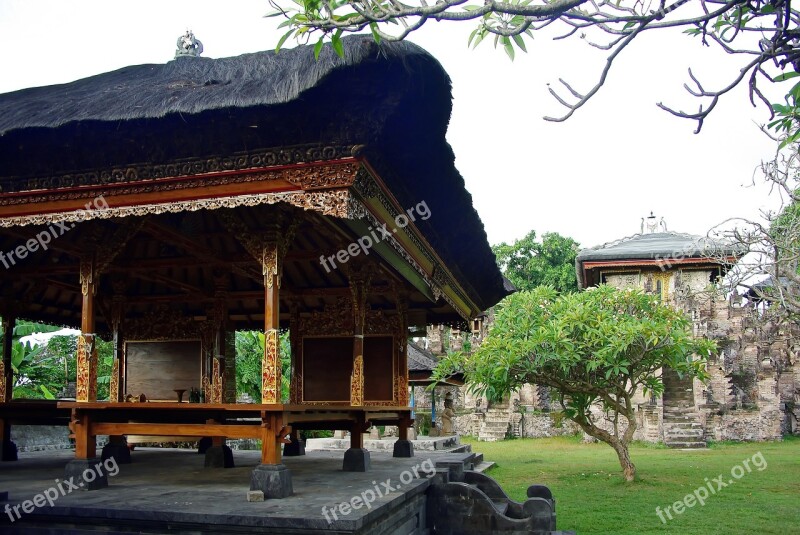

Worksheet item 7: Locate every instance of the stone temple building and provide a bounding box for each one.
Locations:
[418,215,799,446]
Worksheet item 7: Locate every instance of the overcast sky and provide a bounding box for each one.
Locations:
[0,0,784,249]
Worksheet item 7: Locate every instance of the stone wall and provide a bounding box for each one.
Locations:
[424,279,799,445]
[10,425,106,452]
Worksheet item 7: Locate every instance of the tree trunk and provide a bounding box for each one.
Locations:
[571,407,638,482]
[610,440,636,482]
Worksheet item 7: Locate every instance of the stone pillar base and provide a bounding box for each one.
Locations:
[1,440,17,461]
[101,442,132,465]
[393,439,414,458]
[197,437,212,454]
[343,447,371,472]
[204,444,234,468]
[65,459,108,490]
[250,464,293,499]
[283,438,305,457]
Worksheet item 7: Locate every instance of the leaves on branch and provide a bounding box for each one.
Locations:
[267,0,800,134]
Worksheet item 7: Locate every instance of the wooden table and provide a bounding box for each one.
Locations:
[57,402,412,465]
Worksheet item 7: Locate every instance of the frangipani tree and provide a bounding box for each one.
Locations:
[433,285,715,481]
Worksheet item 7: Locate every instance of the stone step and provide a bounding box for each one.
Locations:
[666,431,705,440]
[665,441,707,449]
[473,460,496,473]
[664,426,704,435]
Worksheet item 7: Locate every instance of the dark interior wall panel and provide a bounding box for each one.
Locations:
[302,337,352,402]
[364,336,394,401]
[125,340,202,401]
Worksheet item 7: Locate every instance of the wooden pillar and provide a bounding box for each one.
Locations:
[260,411,284,465]
[262,242,281,405]
[1,315,15,403]
[1,314,15,461]
[212,273,235,403]
[110,284,125,402]
[396,292,409,406]
[71,409,96,459]
[288,301,301,404]
[349,268,371,407]
[76,258,98,402]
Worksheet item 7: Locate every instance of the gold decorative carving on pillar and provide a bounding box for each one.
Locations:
[289,302,302,404]
[395,289,409,406]
[262,329,280,403]
[262,244,279,289]
[1,315,13,402]
[350,354,364,407]
[202,375,212,403]
[0,360,6,402]
[212,357,223,404]
[348,264,372,407]
[110,282,125,403]
[394,375,408,406]
[109,360,119,403]
[76,333,97,402]
[77,258,98,402]
[80,259,95,297]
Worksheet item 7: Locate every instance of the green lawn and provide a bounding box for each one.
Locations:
[461,435,800,534]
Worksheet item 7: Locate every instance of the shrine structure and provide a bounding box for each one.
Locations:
[0,36,510,497]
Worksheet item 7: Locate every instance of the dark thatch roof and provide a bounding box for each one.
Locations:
[0,36,509,312]
[407,341,464,386]
[408,341,439,373]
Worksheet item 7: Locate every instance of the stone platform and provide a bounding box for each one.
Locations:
[307,435,463,453]
[0,447,440,534]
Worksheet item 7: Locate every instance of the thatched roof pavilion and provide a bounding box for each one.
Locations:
[0,35,508,498]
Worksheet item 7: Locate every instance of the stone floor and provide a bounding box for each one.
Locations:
[0,447,448,533]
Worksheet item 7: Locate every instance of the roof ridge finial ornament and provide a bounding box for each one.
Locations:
[175,30,203,58]
[640,211,667,234]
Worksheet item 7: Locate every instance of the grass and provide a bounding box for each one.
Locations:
[461,435,800,534]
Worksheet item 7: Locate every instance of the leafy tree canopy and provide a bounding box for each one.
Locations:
[492,230,580,293]
[236,330,291,402]
[432,285,714,481]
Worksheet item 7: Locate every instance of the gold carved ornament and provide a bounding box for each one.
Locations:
[79,260,95,296]
[212,358,223,404]
[0,360,6,401]
[75,334,97,402]
[289,370,302,404]
[0,191,353,228]
[262,329,280,404]
[262,245,279,289]
[109,360,120,402]
[350,354,364,407]
[394,374,409,406]
[201,375,212,403]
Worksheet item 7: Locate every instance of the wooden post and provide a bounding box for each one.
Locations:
[110,284,125,402]
[349,268,371,407]
[1,315,15,403]
[262,242,281,405]
[76,259,98,402]
[396,292,409,406]
[72,409,95,459]
[260,412,283,465]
